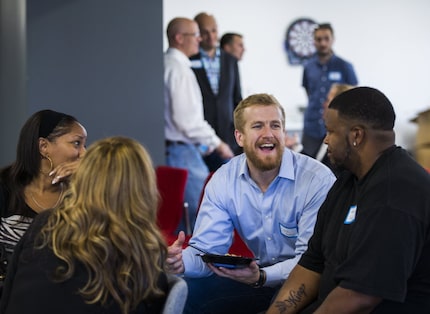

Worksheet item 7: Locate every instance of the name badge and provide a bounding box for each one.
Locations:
[344,205,357,224]
[190,59,203,68]
[328,71,342,81]
[280,223,298,238]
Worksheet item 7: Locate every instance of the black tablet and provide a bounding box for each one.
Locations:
[197,253,257,269]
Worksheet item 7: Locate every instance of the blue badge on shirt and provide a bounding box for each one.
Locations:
[190,59,203,69]
[344,205,357,224]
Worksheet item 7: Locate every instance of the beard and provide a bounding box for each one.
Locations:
[316,47,332,58]
[244,143,284,171]
[329,137,352,171]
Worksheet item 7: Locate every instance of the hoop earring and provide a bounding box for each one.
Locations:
[40,155,54,175]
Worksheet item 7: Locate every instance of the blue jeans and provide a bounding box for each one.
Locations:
[184,275,280,314]
[166,143,209,233]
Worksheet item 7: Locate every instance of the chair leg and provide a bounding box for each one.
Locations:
[183,202,192,235]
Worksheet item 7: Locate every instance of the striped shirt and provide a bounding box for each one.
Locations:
[1,214,34,255]
[0,185,38,258]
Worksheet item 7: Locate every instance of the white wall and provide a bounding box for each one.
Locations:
[164,0,430,150]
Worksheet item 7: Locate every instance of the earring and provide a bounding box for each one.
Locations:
[40,155,54,175]
[353,141,357,147]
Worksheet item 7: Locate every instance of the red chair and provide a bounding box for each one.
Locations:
[156,166,188,246]
[229,229,253,257]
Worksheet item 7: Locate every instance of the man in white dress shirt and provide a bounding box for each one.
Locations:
[164,17,233,231]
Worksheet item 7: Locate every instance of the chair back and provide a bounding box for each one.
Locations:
[162,274,188,314]
[156,166,188,244]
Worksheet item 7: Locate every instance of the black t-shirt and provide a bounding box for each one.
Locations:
[299,146,430,313]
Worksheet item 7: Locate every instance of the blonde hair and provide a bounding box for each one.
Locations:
[38,136,167,314]
[234,93,286,132]
[324,83,356,112]
[330,83,355,97]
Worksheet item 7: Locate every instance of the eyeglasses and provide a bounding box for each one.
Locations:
[182,32,200,38]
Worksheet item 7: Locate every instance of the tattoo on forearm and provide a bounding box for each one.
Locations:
[274,284,307,313]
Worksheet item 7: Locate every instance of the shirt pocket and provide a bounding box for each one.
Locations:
[279,222,298,238]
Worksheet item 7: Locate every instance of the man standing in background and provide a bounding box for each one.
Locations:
[190,12,243,171]
[164,17,233,231]
[301,23,358,158]
[220,32,245,61]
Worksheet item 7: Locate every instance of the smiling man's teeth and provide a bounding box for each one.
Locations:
[260,143,274,148]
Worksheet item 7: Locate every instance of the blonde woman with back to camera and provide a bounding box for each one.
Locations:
[0,136,169,314]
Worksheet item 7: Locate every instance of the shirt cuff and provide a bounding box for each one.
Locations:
[207,136,221,152]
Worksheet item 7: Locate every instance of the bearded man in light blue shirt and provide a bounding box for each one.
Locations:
[167,93,336,314]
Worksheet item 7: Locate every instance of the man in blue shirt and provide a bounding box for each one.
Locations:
[302,23,358,159]
[166,93,336,313]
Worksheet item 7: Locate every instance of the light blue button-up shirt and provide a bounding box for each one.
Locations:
[183,149,336,286]
[200,47,221,95]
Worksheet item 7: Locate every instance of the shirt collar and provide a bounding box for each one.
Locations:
[167,47,192,66]
[200,47,220,59]
[278,149,295,180]
[317,52,335,66]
